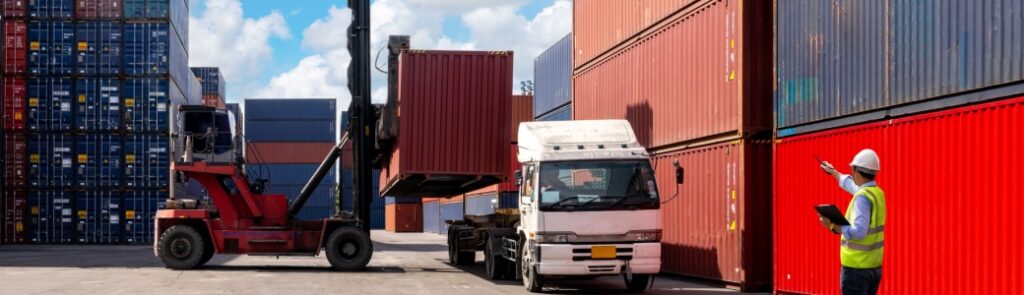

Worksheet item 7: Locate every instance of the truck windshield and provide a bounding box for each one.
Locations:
[537,160,659,211]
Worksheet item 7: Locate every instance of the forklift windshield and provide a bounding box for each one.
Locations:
[182,110,234,155]
[537,160,659,211]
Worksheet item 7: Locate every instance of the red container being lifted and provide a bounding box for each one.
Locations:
[377,50,513,197]
[3,20,28,75]
[75,0,123,19]
[573,0,773,150]
[774,95,1024,294]
[3,77,26,130]
[652,140,772,291]
[573,0,697,69]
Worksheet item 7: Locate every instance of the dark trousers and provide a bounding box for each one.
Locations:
[841,266,882,295]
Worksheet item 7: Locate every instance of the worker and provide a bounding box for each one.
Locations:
[818,149,886,295]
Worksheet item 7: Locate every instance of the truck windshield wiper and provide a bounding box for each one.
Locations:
[605,194,652,209]
[542,196,579,210]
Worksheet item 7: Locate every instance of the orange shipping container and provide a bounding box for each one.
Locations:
[573,0,698,69]
[385,203,423,233]
[511,95,534,142]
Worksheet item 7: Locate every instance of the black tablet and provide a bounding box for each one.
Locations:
[815,204,851,226]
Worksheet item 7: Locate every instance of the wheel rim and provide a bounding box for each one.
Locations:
[338,240,359,259]
[170,238,193,259]
[521,251,530,284]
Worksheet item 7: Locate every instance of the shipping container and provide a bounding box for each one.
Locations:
[3,133,27,187]
[28,20,75,75]
[245,142,336,164]
[774,95,1024,294]
[384,196,421,204]
[263,183,336,220]
[75,133,121,188]
[75,190,120,244]
[510,95,533,142]
[29,0,73,19]
[2,0,28,17]
[27,77,73,131]
[27,190,74,244]
[124,134,168,188]
[124,22,188,83]
[534,33,572,117]
[378,50,513,197]
[3,77,27,130]
[422,198,441,234]
[652,140,772,291]
[187,72,200,104]
[245,99,336,121]
[28,133,74,188]
[76,21,122,75]
[385,203,422,233]
[245,120,336,142]
[75,0,122,19]
[573,0,696,69]
[439,200,463,235]
[190,67,226,97]
[536,103,571,121]
[2,190,27,243]
[3,20,28,74]
[75,78,121,131]
[259,163,337,187]
[123,189,160,244]
[201,94,224,109]
[573,0,773,149]
[464,191,516,216]
[775,0,1024,132]
[338,169,381,212]
[123,77,184,133]
[124,0,188,46]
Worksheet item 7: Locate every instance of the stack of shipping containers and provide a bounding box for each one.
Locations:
[1,0,199,245]
[337,113,386,230]
[190,67,225,109]
[534,34,572,121]
[245,99,337,221]
[572,0,773,290]
[774,1,1024,293]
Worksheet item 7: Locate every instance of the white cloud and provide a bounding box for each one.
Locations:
[461,0,572,86]
[189,0,290,100]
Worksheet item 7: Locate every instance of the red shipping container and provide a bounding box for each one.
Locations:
[573,0,697,69]
[202,94,226,109]
[2,190,26,244]
[511,95,533,142]
[652,140,772,291]
[378,50,513,197]
[573,0,773,150]
[246,142,337,164]
[3,133,26,187]
[774,96,1024,294]
[1,0,27,17]
[385,203,423,233]
[3,77,26,130]
[3,20,28,75]
[75,0,122,19]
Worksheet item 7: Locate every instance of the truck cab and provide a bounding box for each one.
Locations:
[515,120,662,291]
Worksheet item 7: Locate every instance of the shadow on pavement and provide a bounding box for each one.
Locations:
[372,241,449,252]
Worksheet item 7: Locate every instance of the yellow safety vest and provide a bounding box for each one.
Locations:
[840,186,886,269]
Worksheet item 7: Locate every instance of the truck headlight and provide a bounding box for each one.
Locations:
[625,230,662,242]
[535,232,575,243]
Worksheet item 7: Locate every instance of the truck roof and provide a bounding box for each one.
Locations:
[517,120,649,162]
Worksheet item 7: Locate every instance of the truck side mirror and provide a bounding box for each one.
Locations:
[673,160,684,184]
[514,170,522,186]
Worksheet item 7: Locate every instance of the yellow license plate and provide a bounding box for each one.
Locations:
[591,246,616,259]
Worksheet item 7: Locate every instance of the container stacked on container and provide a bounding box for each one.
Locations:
[774,1,1024,293]
[534,34,572,121]
[1,0,199,245]
[190,67,225,109]
[572,0,773,290]
[245,99,337,220]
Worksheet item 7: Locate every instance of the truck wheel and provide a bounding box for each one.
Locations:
[448,227,475,266]
[624,274,653,293]
[157,225,206,270]
[521,245,543,292]
[485,243,508,280]
[325,227,373,271]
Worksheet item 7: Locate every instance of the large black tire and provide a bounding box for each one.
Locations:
[624,274,654,293]
[198,237,215,267]
[325,227,373,271]
[521,243,543,292]
[157,225,206,270]
[448,227,475,266]
[484,240,508,280]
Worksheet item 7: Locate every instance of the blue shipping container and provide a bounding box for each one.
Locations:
[29,0,73,19]
[264,184,336,220]
[124,0,189,50]
[76,191,121,244]
[245,99,337,121]
[535,103,571,122]
[76,134,122,188]
[533,33,572,118]
[29,21,75,75]
[28,133,74,188]
[76,21,123,76]
[124,134,169,189]
[260,164,337,186]
[439,201,463,235]
[370,195,384,229]
[464,192,517,216]
[384,196,420,205]
[75,78,122,131]
[124,22,190,92]
[123,78,182,133]
[190,67,226,97]
[124,189,161,244]
[245,120,336,142]
[27,77,74,131]
[422,201,442,234]
[27,190,74,244]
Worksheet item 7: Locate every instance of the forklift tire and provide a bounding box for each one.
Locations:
[157,225,206,270]
[198,238,215,267]
[325,227,373,271]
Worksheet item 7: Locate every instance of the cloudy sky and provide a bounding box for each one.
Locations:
[187,0,572,108]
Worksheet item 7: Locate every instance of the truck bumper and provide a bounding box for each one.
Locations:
[535,242,661,276]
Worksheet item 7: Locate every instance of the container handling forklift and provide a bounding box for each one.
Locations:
[152,0,380,270]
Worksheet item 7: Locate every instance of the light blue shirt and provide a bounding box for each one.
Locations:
[838,175,876,240]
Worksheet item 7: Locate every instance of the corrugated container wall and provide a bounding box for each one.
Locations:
[510,95,533,142]
[775,0,1024,132]
[378,50,512,197]
[246,142,335,164]
[245,99,337,142]
[775,95,1024,294]
[573,0,697,69]
[573,0,773,149]
[76,0,123,19]
[190,67,226,98]
[653,140,772,291]
[246,99,335,121]
[533,33,572,117]
[536,103,571,122]
[385,203,423,233]
[422,199,441,234]
[2,0,29,17]
[3,21,28,75]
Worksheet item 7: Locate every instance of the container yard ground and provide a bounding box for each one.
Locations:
[0,231,757,295]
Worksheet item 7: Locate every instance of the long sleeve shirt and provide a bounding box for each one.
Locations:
[838,175,877,241]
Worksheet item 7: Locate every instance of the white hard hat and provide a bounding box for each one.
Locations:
[850,149,880,173]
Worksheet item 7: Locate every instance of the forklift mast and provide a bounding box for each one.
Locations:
[347,0,374,233]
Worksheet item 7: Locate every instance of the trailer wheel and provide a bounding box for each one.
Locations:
[157,225,206,270]
[325,227,373,271]
[624,274,654,293]
[448,227,475,265]
[484,241,508,280]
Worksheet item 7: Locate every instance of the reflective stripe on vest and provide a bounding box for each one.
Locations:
[840,186,886,269]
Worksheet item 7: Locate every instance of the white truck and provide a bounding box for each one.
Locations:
[447,120,668,293]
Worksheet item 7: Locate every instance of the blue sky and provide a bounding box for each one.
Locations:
[187,0,570,107]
